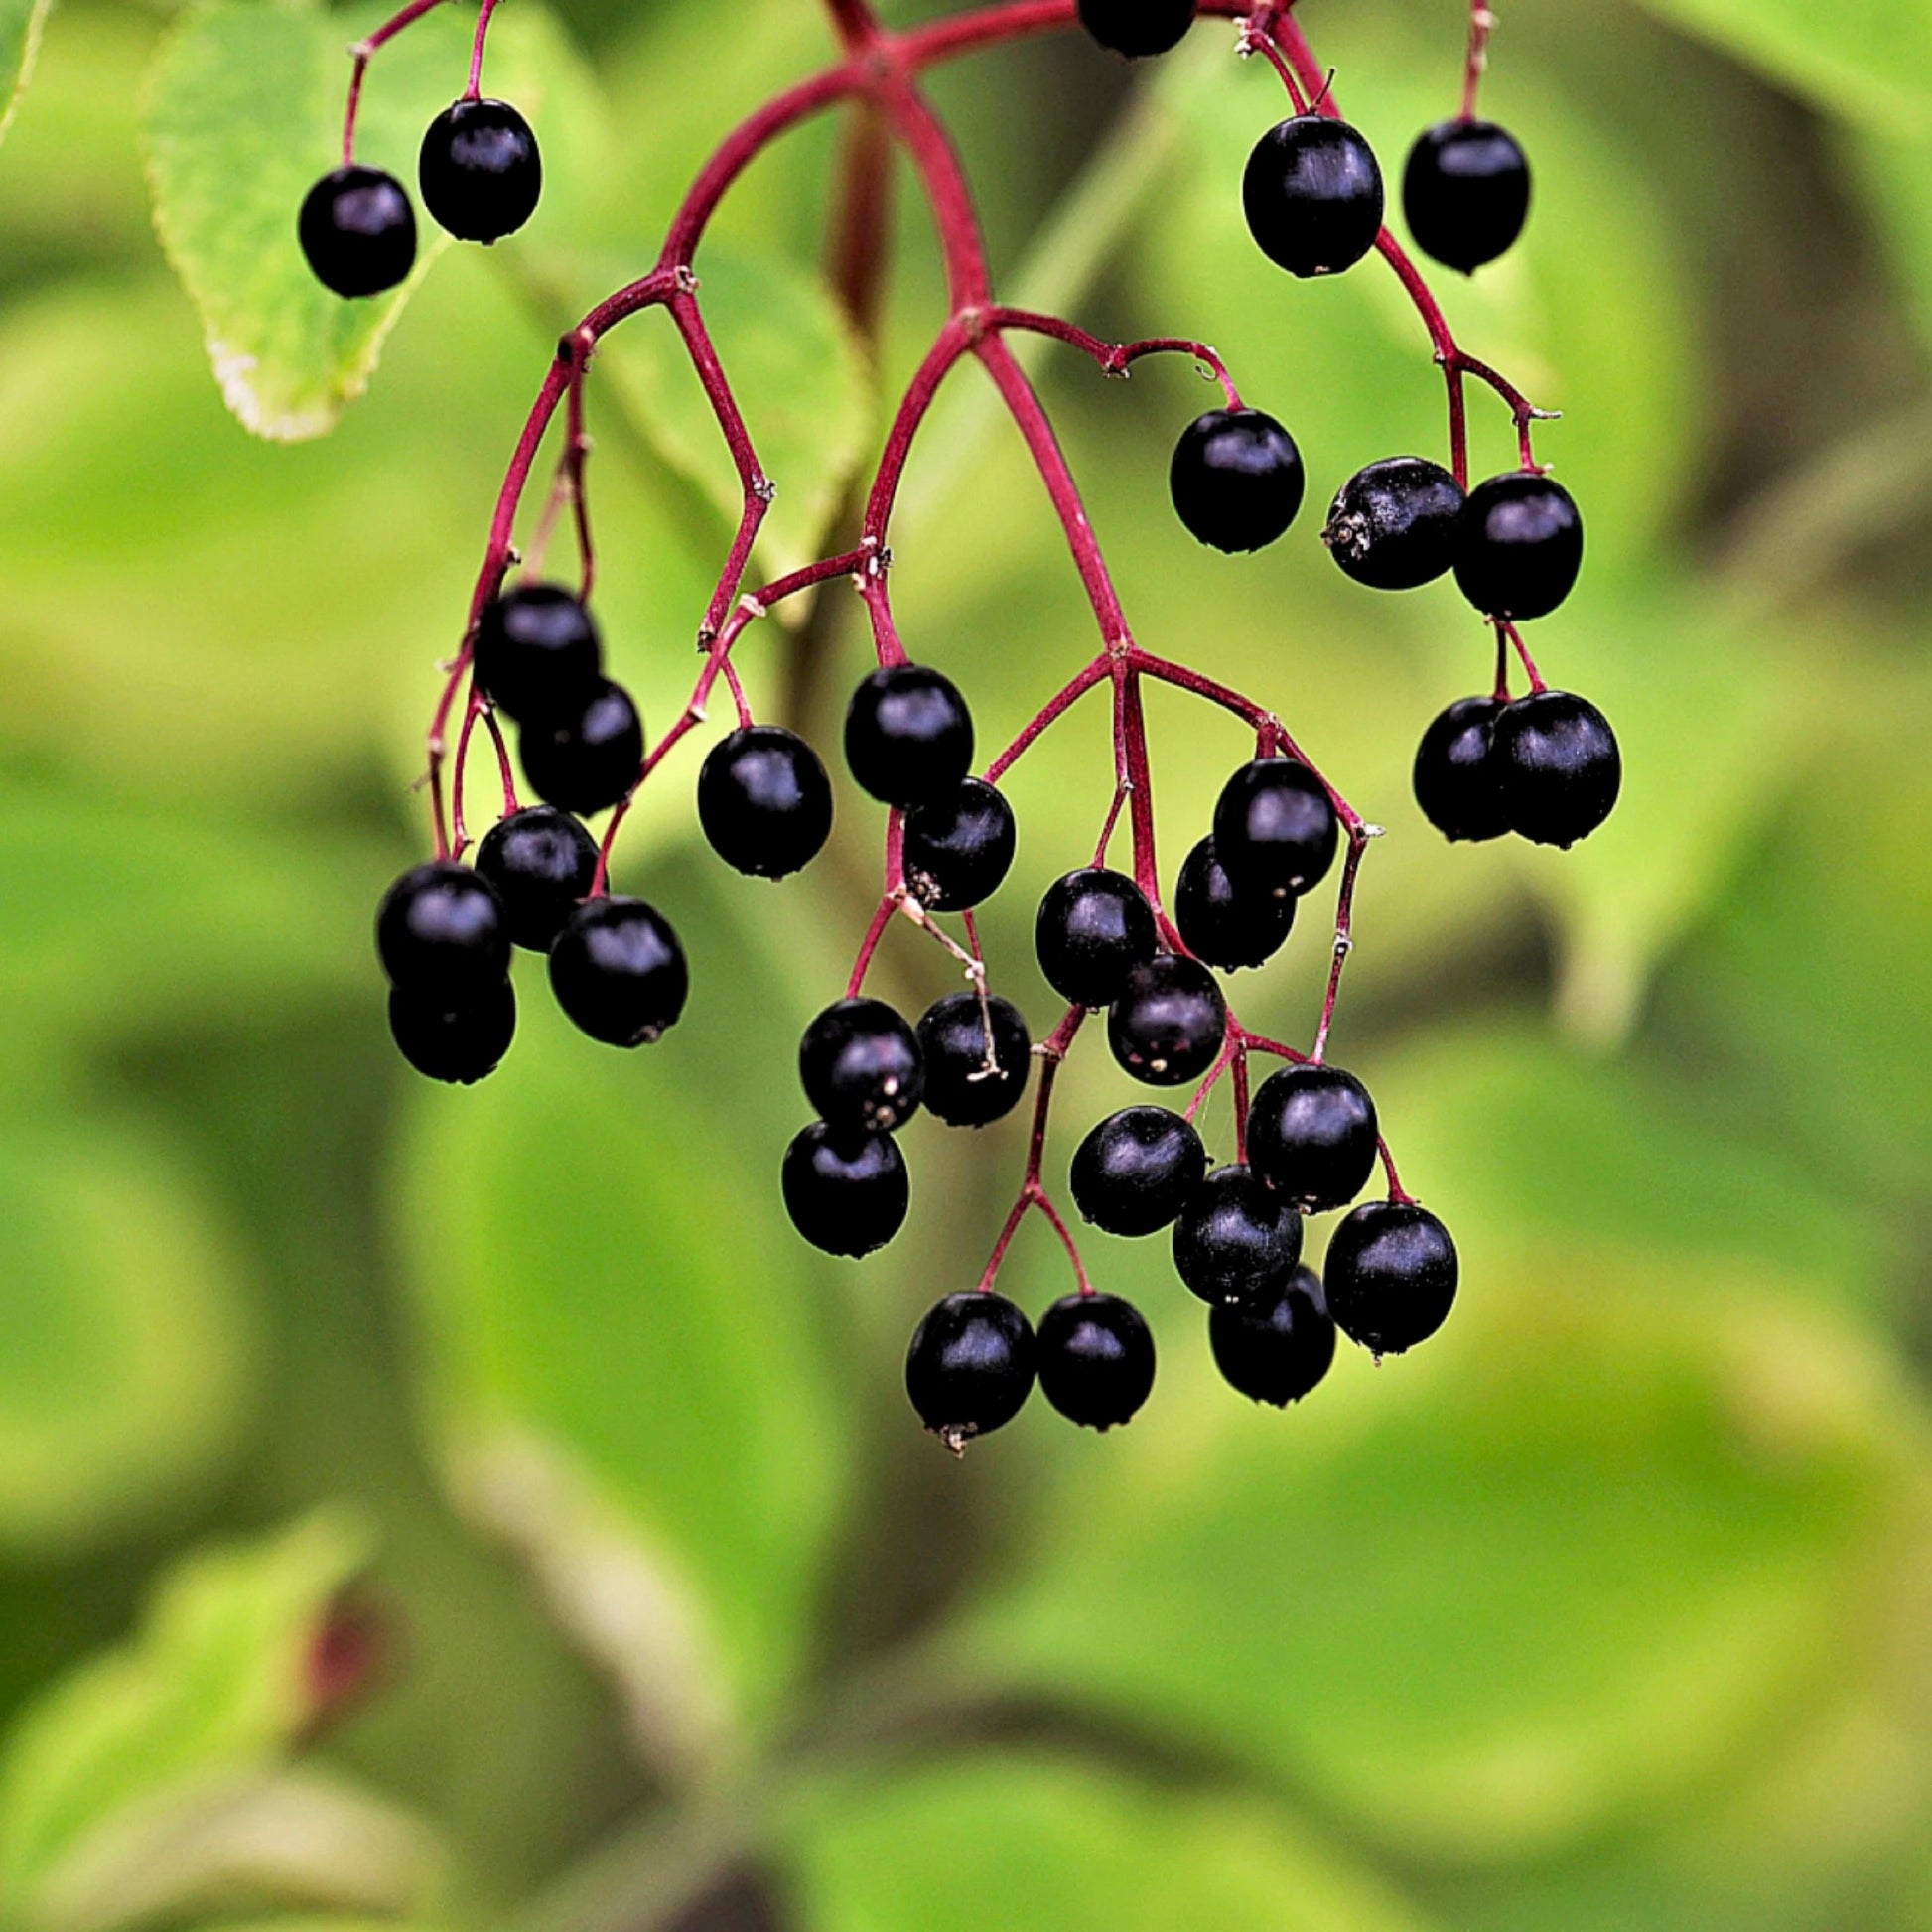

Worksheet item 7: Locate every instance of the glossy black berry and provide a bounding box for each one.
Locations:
[1170,409,1305,553]
[473,586,603,723]
[1323,456,1466,590]
[518,680,643,817]
[1324,1199,1458,1356]
[548,896,688,1047]
[781,1121,909,1258]
[1209,1263,1336,1406]
[917,994,1032,1128]
[844,664,974,809]
[799,998,923,1135]
[476,806,599,952]
[1413,696,1508,843]
[1244,115,1384,278]
[1076,0,1194,58]
[376,860,509,999]
[1403,118,1531,274]
[1172,1164,1304,1308]
[903,778,1017,911]
[1108,954,1227,1087]
[298,166,416,299]
[1212,759,1338,898]
[1492,690,1621,848]
[1247,1063,1379,1213]
[1036,1293,1156,1430]
[905,1291,1036,1449]
[1454,473,1584,621]
[387,979,515,1086]
[1035,869,1157,1009]
[1174,835,1295,971]
[1069,1106,1205,1237]
[419,97,541,244]
[697,726,833,880]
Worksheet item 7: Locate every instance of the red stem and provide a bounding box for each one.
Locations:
[466,0,502,99]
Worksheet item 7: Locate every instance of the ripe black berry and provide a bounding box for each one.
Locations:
[1209,1263,1335,1406]
[1246,1062,1379,1212]
[298,166,416,299]
[1174,835,1294,971]
[1036,1293,1156,1430]
[1212,759,1338,898]
[1403,118,1531,274]
[1413,696,1508,843]
[1323,1199,1458,1356]
[697,726,832,880]
[1035,868,1157,1009]
[844,664,974,809]
[388,980,515,1085]
[518,680,643,817]
[1108,954,1226,1086]
[376,860,509,999]
[473,585,602,723]
[1244,115,1385,278]
[476,806,599,951]
[548,896,688,1046]
[1069,1105,1205,1237]
[917,994,1032,1128]
[1492,690,1620,847]
[903,777,1017,911]
[419,97,542,244]
[905,1291,1036,1449]
[1172,1164,1304,1308]
[1322,456,1466,590]
[799,998,923,1134]
[1453,473,1584,621]
[1076,0,1194,58]
[1170,408,1305,553]
[781,1121,909,1258]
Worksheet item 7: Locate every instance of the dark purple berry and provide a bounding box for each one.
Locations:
[1209,1263,1335,1406]
[799,997,923,1134]
[903,777,1017,911]
[473,586,602,723]
[548,896,687,1046]
[1324,1199,1458,1356]
[1174,835,1294,971]
[1077,0,1194,58]
[905,1291,1036,1449]
[298,166,416,299]
[1172,1164,1304,1308]
[1413,696,1508,843]
[387,980,515,1085]
[1035,869,1158,1009]
[1069,1106,1205,1237]
[518,679,643,817]
[917,993,1032,1128]
[1036,1293,1156,1430]
[1212,759,1338,898]
[1403,118,1531,273]
[1244,115,1384,278]
[1170,408,1305,553]
[782,1121,909,1258]
[476,806,599,952]
[1323,456,1466,590]
[844,664,974,809]
[1246,1063,1379,1213]
[697,726,833,879]
[1492,690,1620,847]
[376,860,509,999]
[1108,954,1226,1086]
[419,97,541,244]
[1454,473,1584,621]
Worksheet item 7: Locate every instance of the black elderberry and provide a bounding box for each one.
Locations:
[799,997,924,1135]
[1173,1164,1304,1308]
[548,896,688,1046]
[903,777,1017,911]
[844,663,974,809]
[1492,690,1621,847]
[1453,473,1584,621]
[1076,0,1194,59]
[419,97,542,244]
[1036,1293,1156,1430]
[1069,1106,1205,1237]
[387,980,515,1086]
[1174,835,1294,971]
[917,993,1033,1128]
[905,1291,1036,1449]
[376,860,509,999]
[1170,408,1305,553]
[1035,868,1158,1009]
[1413,696,1508,843]
[1212,759,1338,898]
[697,726,833,879]
[1209,1263,1336,1406]
[1322,456,1466,590]
[1108,954,1227,1086]
[518,679,644,817]
[476,806,599,951]
[1323,1199,1458,1356]
[1403,118,1531,274]
[1246,1062,1379,1213]
[1244,115,1385,279]
[473,585,602,723]
[781,1121,909,1258]
[298,166,416,299]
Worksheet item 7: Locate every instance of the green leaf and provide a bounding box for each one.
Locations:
[0,0,50,151]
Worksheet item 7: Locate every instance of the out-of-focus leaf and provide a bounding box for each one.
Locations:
[1843,126,1932,362]
[0,0,50,150]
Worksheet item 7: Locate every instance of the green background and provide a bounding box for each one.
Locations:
[3,0,1932,1927]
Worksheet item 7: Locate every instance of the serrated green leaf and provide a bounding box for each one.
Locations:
[0,0,50,151]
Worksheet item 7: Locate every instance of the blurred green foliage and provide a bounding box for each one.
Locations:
[1,0,1931,1928]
